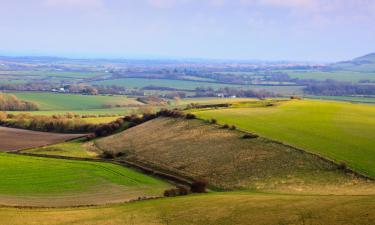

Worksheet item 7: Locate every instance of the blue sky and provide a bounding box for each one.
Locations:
[0,0,375,61]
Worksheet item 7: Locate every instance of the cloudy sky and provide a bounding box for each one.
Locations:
[0,0,374,61]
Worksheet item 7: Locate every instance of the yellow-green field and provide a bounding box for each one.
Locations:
[193,99,375,178]
[0,153,171,207]
[1,193,375,225]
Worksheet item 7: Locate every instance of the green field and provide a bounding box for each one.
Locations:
[1,193,375,225]
[193,99,375,177]
[23,139,98,158]
[307,95,375,104]
[0,153,170,207]
[285,70,375,82]
[91,78,303,94]
[0,70,105,78]
[10,92,141,111]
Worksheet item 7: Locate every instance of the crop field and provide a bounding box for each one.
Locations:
[93,117,375,194]
[91,78,303,94]
[1,193,375,225]
[285,70,375,82]
[193,99,375,178]
[0,153,171,207]
[306,95,375,104]
[10,92,142,111]
[0,127,84,151]
[0,70,105,78]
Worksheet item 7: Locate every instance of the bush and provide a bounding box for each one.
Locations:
[230,125,236,130]
[242,133,259,139]
[101,151,115,159]
[221,124,229,129]
[185,113,196,119]
[191,180,208,193]
[210,118,217,124]
[164,186,190,197]
[338,161,348,170]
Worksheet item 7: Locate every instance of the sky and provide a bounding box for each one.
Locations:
[0,0,375,62]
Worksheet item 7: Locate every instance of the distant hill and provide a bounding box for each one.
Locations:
[331,52,375,72]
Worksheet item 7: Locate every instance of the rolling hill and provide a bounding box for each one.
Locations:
[193,99,375,178]
[331,52,375,72]
[93,117,375,194]
[0,153,171,207]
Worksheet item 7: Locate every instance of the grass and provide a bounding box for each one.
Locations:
[81,116,121,124]
[93,117,375,194]
[10,92,142,111]
[306,95,375,104]
[0,70,105,78]
[23,138,98,158]
[91,78,303,94]
[0,153,170,207]
[193,99,375,178]
[1,192,375,225]
[285,70,375,82]
[8,107,136,116]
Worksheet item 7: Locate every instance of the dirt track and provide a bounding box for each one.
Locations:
[0,127,85,151]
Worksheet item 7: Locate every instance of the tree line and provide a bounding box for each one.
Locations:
[303,81,375,96]
[0,93,39,111]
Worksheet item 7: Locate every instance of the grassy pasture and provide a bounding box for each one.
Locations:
[285,70,375,82]
[1,193,375,225]
[0,70,105,78]
[10,92,142,111]
[23,138,98,158]
[0,127,84,152]
[306,95,375,104]
[0,153,171,207]
[193,99,375,178]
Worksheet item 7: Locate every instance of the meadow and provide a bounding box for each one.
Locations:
[285,70,375,82]
[0,153,171,207]
[23,138,98,158]
[10,92,142,110]
[306,95,375,104]
[0,193,375,225]
[193,99,375,178]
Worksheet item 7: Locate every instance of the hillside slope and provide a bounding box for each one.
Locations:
[94,117,375,194]
[332,52,375,72]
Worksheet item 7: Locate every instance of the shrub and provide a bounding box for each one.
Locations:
[177,185,190,195]
[164,186,190,197]
[221,124,229,129]
[163,188,179,197]
[191,180,208,193]
[185,113,196,119]
[230,125,236,130]
[101,150,115,159]
[242,133,259,139]
[338,161,348,170]
[290,96,302,100]
[210,118,217,124]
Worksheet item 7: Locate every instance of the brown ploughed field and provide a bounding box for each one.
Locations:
[0,127,85,151]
